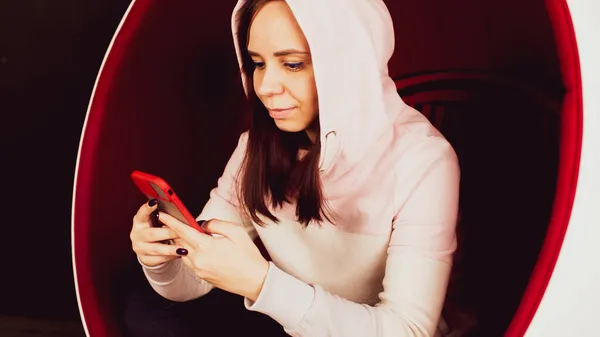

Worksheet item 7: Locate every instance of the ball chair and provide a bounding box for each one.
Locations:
[72,0,600,336]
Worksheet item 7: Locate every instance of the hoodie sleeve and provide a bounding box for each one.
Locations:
[244,139,460,337]
[140,132,258,302]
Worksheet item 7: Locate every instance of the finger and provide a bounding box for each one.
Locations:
[202,219,244,240]
[138,242,187,257]
[158,212,212,246]
[141,227,179,243]
[133,199,159,227]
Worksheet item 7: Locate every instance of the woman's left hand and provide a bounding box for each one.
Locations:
[157,212,269,301]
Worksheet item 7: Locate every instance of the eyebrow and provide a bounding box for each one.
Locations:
[248,49,310,57]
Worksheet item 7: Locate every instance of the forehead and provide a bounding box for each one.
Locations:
[248,1,309,51]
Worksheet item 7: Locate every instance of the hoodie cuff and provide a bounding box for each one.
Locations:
[244,262,315,329]
[138,256,182,285]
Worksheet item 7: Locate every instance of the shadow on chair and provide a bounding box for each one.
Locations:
[396,70,561,336]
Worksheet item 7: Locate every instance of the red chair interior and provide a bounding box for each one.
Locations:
[395,72,562,335]
[73,1,582,336]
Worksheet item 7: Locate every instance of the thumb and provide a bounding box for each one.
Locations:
[200,219,242,239]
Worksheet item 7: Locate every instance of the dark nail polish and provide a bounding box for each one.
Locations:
[196,220,206,227]
[148,199,158,207]
[176,248,188,256]
[150,210,160,227]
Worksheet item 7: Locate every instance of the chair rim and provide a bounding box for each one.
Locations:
[394,69,562,114]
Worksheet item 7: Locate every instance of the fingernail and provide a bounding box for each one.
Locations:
[148,199,158,207]
[176,248,188,256]
[150,210,160,227]
[196,220,206,227]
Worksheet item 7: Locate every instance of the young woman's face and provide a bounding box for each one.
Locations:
[248,1,319,138]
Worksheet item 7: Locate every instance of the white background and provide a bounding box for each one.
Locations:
[525,1,600,336]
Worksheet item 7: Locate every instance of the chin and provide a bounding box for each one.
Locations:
[273,119,307,133]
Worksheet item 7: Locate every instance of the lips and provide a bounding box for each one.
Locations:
[268,107,295,119]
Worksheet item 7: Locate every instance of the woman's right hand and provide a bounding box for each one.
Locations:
[130,199,183,267]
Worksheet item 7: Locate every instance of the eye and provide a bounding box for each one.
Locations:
[285,62,304,72]
[253,61,265,70]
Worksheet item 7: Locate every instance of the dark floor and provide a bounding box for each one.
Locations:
[0,316,86,337]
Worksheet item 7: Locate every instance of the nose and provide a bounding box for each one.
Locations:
[256,66,284,96]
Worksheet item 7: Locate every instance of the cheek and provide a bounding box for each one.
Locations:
[302,78,319,117]
[292,78,318,110]
[252,74,261,95]
[308,79,318,110]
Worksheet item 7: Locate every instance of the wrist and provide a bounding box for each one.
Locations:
[137,255,167,269]
[246,259,269,302]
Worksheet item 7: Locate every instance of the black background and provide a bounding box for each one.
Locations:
[1,0,131,322]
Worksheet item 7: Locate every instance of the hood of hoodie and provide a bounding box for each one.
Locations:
[230,0,407,181]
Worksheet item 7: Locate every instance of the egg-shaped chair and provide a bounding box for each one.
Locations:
[72,0,600,336]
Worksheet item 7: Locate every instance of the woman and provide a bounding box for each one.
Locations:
[127,0,466,336]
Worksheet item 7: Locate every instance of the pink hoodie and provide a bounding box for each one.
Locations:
[141,0,463,336]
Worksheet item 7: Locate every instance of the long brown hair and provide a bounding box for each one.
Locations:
[235,0,331,227]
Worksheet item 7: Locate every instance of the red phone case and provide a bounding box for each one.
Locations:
[130,170,204,233]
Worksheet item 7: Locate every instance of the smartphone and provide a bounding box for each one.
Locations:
[130,170,205,233]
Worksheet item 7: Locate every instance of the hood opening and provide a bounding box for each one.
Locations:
[72,1,582,336]
[231,0,405,175]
